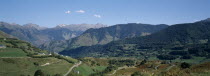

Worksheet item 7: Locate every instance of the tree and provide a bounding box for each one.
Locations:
[34,70,44,76]
[140,59,147,65]
[181,62,191,69]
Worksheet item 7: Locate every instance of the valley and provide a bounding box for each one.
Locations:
[0,0,210,75]
[1,19,210,76]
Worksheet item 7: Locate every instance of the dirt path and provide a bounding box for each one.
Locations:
[63,61,82,76]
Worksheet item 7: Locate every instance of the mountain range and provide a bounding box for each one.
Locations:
[40,23,168,52]
[60,18,210,59]
[0,22,106,46]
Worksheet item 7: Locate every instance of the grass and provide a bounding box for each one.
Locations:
[73,64,95,76]
[63,56,78,63]
[93,66,107,72]
[72,63,107,76]
[0,57,73,76]
[173,56,207,64]
[0,48,27,57]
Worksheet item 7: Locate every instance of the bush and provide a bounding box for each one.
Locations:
[140,59,147,65]
[180,62,191,69]
[34,70,44,76]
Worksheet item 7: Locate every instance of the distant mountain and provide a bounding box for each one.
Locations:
[56,23,107,31]
[0,22,106,46]
[23,23,47,30]
[40,23,168,52]
[60,18,210,58]
[0,31,14,38]
[0,30,44,53]
[68,23,168,47]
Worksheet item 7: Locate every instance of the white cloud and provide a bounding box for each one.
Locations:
[94,14,101,18]
[65,11,71,14]
[76,10,85,13]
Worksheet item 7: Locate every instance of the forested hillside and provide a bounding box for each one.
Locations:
[41,23,168,52]
[60,18,210,62]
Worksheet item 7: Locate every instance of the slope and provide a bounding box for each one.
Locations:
[41,23,168,52]
[0,22,106,46]
[60,18,210,60]
[0,31,78,76]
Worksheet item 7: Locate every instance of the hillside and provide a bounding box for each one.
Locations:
[41,23,168,52]
[0,22,106,46]
[0,31,78,76]
[0,31,13,38]
[69,57,210,76]
[60,18,210,61]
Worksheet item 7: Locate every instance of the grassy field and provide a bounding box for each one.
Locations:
[73,64,107,76]
[69,57,109,76]
[0,57,73,76]
[0,48,27,57]
[74,64,95,76]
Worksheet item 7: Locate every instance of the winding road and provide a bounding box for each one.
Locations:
[63,61,82,76]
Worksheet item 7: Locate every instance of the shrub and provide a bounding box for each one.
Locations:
[180,62,191,69]
[140,59,147,65]
[34,70,44,76]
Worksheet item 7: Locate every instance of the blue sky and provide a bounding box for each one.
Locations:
[0,0,210,27]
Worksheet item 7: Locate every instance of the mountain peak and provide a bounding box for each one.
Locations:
[23,23,47,30]
[57,24,67,27]
[205,18,210,21]
[55,23,107,31]
[24,23,39,27]
[198,18,210,22]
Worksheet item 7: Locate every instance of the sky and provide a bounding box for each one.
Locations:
[0,0,210,27]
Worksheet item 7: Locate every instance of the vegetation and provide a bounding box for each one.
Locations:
[60,20,210,64]
[0,31,77,76]
[1,18,210,76]
[180,62,191,69]
[109,59,135,67]
[131,71,143,76]
[43,23,168,52]
[34,70,45,76]
[0,57,73,76]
